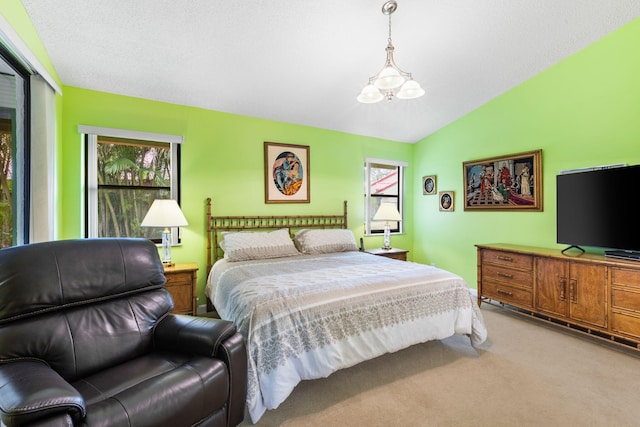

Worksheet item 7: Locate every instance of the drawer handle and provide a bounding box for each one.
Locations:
[498,272,514,279]
[497,256,513,262]
[497,289,513,297]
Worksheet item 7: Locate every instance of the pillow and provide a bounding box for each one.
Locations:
[294,229,358,254]
[220,228,300,262]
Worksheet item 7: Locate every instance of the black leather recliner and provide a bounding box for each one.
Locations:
[0,238,247,427]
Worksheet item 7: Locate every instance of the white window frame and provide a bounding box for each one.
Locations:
[80,125,183,242]
[364,157,407,236]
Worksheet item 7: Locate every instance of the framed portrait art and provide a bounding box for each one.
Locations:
[422,175,436,195]
[264,142,310,204]
[439,191,454,212]
[463,149,542,211]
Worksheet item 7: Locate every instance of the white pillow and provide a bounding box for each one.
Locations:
[220,228,300,262]
[294,229,358,254]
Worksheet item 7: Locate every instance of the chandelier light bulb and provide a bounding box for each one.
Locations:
[357,84,384,103]
[396,79,425,99]
[374,66,406,90]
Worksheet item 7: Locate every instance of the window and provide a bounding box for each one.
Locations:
[0,46,29,248]
[82,126,183,243]
[364,158,406,235]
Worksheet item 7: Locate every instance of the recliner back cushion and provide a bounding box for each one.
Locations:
[0,238,171,381]
[0,239,166,323]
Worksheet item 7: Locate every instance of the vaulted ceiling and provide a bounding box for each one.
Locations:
[21,1,640,143]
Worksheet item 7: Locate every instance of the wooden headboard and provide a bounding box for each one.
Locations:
[206,197,348,275]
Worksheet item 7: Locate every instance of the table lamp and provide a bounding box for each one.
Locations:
[141,199,188,266]
[373,202,402,250]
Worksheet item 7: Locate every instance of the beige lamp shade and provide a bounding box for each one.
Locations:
[141,199,188,228]
[373,203,402,222]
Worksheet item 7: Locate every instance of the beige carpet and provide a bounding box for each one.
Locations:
[240,303,640,426]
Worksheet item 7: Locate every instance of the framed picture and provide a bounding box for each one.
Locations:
[264,142,310,203]
[422,175,436,195]
[439,191,454,212]
[463,149,542,211]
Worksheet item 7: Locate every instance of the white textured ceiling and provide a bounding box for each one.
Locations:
[20,1,640,143]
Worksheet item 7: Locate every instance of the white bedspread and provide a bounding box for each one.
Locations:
[206,251,487,423]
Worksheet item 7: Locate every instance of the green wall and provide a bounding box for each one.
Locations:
[61,87,414,305]
[413,18,640,287]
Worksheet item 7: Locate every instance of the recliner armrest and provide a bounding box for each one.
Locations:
[154,314,237,356]
[218,331,248,427]
[154,315,247,426]
[0,360,85,427]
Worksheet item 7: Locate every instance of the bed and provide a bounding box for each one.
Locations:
[205,198,487,423]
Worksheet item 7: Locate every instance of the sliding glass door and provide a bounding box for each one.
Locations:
[0,47,29,248]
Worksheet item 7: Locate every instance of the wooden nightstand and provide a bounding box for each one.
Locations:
[365,248,409,261]
[163,262,198,315]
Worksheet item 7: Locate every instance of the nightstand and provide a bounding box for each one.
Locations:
[365,248,409,261]
[163,262,198,315]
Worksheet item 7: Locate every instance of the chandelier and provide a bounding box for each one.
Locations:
[357,1,425,104]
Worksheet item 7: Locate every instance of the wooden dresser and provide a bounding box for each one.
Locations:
[163,262,198,315]
[477,244,640,349]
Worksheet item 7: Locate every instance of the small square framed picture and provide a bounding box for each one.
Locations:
[422,175,436,195]
[439,191,454,212]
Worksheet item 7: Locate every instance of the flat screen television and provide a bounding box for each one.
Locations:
[556,164,640,260]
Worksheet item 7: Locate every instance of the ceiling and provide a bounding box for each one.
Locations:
[20,1,640,143]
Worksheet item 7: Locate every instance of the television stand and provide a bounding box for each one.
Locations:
[477,243,640,351]
[605,250,640,261]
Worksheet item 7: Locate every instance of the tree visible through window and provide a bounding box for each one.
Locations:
[98,137,171,238]
[0,119,12,247]
[87,134,179,241]
[0,48,29,249]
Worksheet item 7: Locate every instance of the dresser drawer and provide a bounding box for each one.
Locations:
[612,287,640,312]
[611,310,640,340]
[482,264,533,289]
[612,267,640,289]
[384,252,407,261]
[482,250,533,271]
[166,272,193,285]
[482,280,533,308]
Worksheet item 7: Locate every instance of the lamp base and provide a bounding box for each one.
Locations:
[162,261,175,267]
[160,228,175,266]
[382,223,392,251]
[380,246,392,250]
